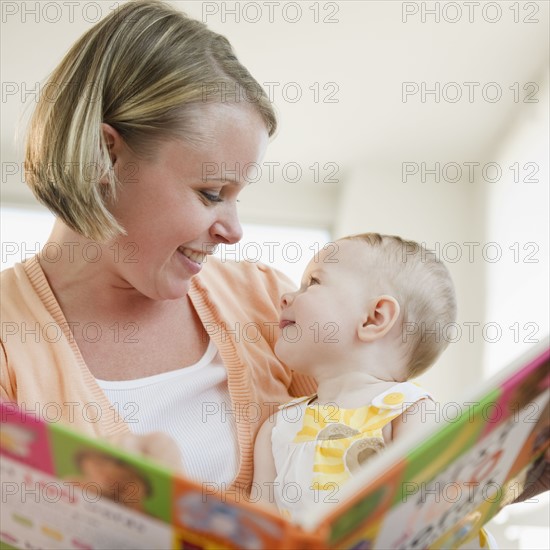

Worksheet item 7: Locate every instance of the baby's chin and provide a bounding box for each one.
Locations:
[274,340,312,374]
[273,339,286,363]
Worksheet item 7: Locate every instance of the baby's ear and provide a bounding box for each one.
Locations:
[357,295,400,343]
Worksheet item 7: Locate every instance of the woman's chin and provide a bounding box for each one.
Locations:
[159,282,191,301]
[137,276,191,301]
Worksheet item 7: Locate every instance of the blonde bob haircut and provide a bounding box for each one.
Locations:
[342,233,457,378]
[25,0,277,241]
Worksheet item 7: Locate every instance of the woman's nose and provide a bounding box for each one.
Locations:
[211,204,243,245]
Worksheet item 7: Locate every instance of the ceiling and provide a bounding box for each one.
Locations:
[2,0,549,206]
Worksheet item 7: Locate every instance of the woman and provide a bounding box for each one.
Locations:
[0,0,315,497]
[2,0,546,512]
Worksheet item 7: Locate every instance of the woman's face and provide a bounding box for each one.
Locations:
[105,105,269,300]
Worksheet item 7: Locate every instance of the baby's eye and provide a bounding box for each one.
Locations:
[308,276,321,286]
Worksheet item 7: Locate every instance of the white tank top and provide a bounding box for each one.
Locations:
[95,339,239,485]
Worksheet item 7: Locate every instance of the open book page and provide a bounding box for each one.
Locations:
[297,337,550,550]
[1,338,548,550]
[0,402,296,550]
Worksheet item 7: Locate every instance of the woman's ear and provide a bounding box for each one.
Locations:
[101,123,120,166]
[357,295,400,343]
[99,123,129,195]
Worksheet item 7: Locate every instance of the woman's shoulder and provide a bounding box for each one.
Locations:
[1,259,53,398]
[190,257,296,325]
[195,256,296,297]
[1,262,31,315]
[1,257,48,318]
[1,262,18,284]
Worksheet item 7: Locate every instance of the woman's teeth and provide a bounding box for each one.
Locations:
[178,247,206,264]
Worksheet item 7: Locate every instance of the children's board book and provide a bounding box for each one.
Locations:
[1,337,549,549]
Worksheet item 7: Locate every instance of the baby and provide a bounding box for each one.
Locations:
[253,232,456,517]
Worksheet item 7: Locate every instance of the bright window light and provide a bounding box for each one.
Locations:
[1,206,55,270]
[217,223,331,285]
[0,206,330,284]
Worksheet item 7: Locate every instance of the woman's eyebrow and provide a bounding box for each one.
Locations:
[201,176,243,186]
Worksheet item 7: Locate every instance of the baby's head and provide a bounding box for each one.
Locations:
[340,233,457,377]
[275,233,457,380]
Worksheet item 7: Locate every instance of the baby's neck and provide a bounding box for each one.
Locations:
[314,373,404,409]
[311,344,409,408]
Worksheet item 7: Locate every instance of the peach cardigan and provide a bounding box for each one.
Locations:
[0,255,316,494]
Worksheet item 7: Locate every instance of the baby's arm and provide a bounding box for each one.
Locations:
[390,398,439,442]
[253,416,279,510]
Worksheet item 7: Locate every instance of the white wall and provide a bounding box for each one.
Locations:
[329,67,550,549]
[478,67,550,550]
[482,69,550,376]
[332,159,486,405]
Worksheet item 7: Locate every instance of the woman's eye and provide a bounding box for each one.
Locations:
[200,191,223,203]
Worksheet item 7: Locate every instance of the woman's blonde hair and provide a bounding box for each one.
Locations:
[24,0,277,241]
[342,233,457,378]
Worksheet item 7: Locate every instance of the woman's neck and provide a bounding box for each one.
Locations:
[38,220,168,319]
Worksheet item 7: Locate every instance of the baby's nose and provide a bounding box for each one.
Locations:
[280,292,294,309]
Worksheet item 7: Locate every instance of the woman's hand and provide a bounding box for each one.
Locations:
[109,431,183,473]
[513,448,550,503]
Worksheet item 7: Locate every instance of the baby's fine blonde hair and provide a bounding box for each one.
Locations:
[24,0,276,241]
[342,233,457,378]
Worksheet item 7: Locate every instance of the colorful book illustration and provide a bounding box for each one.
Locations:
[1,338,548,549]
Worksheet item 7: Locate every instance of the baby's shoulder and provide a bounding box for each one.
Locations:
[370,381,433,410]
[278,394,317,411]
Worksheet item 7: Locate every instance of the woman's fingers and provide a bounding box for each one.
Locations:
[513,448,550,503]
[108,431,183,473]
